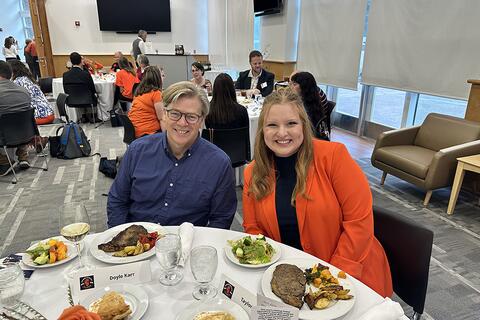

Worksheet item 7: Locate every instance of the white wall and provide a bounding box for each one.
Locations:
[0,0,27,60]
[259,0,300,62]
[45,0,208,55]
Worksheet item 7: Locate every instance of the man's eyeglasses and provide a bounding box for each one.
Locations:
[165,109,202,124]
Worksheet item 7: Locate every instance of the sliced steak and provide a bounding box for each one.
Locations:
[271,264,306,309]
[98,225,148,252]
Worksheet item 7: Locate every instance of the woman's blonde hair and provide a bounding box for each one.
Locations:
[249,88,314,205]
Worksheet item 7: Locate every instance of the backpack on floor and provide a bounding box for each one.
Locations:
[51,122,91,159]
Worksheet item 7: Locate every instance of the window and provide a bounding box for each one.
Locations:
[370,87,406,128]
[414,95,467,125]
[20,0,34,40]
[253,16,261,50]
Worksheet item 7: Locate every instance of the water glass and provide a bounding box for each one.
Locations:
[190,246,218,300]
[155,233,183,286]
[0,264,25,308]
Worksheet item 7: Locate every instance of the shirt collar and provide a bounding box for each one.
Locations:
[161,131,202,160]
[248,68,263,79]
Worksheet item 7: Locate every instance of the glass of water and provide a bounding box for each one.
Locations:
[0,264,25,309]
[190,245,218,300]
[155,233,183,286]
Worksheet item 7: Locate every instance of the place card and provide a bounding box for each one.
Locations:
[218,274,256,315]
[251,294,299,320]
[70,260,151,301]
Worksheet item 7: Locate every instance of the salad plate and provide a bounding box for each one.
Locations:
[22,236,78,269]
[176,296,248,320]
[89,222,165,264]
[261,258,356,320]
[80,283,148,320]
[224,234,281,269]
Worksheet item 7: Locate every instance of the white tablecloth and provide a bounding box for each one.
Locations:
[52,76,116,122]
[18,226,407,320]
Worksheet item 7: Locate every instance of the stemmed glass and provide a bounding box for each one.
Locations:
[59,203,93,279]
[155,234,183,286]
[190,245,218,300]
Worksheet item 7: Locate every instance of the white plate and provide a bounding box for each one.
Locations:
[224,235,281,269]
[80,283,148,320]
[22,236,78,269]
[176,296,249,320]
[261,258,356,320]
[89,222,165,264]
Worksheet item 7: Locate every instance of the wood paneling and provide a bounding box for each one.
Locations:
[263,60,296,81]
[29,0,55,77]
[465,79,480,122]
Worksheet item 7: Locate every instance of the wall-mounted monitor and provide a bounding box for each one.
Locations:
[254,0,283,17]
[96,0,171,33]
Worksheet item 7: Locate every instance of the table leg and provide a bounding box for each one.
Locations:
[447,163,466,215]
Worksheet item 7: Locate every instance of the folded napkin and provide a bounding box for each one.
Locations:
[178,222,194,267]
[358,298,405,320]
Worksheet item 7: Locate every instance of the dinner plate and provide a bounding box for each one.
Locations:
[224,235,281,269]
[89,222,165,264]
[176,296,248,320]
[261,258,356,320]
[80,283,148,320]
[22,236,78,269]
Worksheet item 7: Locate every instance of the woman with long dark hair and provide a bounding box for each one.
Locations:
[290,71,330,140]
[206,73,248,129]
[128,66,163,138]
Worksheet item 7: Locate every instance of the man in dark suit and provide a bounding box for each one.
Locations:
[63,52,97,122]
[235,50,275,97]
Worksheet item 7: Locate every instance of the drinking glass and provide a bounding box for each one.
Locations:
[155,234,183,286]
[59,203,93,279]
[190,245,218,300]
[0,264,25,309]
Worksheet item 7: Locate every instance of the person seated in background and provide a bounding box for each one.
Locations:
[82,56,103,75]
[108,81,237,229]
[206,73,248,130]
[235,50,275,97]
[0,60,33,173]
[128,66,163,138]
[9,60,54,125]
[136,54,150,81]
[242,88,393,297]
[110,51,133,72]
[190,62,212,94]
[289,71,330,140]
[114,57,140,102]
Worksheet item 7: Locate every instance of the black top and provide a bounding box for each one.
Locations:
[274,153,303,250]
[205,102,249,129]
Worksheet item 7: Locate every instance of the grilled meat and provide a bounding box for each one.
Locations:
[271,264,307,309]
[98,225,148,252]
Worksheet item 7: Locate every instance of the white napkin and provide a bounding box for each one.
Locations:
[358,298,405,320]
[177,222,194,267]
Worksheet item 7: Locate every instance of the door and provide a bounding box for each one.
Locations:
[28,0,55,77]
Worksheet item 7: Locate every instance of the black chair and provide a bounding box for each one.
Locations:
[201,127,250,168]
[56,92,69,122]
[63,82,97,124]
[0,109,48,184]
[325,101,336,133]
[39,77,53,94]
[117,114,136,145]
[373,206,433,320]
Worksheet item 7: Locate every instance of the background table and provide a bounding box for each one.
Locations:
[52,76,115,122]
[18,226,406,319]
[447,154,480,214]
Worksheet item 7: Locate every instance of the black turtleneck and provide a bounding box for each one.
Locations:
[274,153,303,251]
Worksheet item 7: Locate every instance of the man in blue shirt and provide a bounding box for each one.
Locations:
[107,81,237,229]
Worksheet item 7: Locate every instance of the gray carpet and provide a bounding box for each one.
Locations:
[1,123,480,319]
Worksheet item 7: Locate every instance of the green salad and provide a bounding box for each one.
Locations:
[228,235,275,265]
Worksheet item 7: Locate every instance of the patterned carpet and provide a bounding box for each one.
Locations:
[1,123,479,319]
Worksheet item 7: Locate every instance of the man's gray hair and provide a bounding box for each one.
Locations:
[162,81,209,116]
[136,54,149,66]
[138,30,147,37]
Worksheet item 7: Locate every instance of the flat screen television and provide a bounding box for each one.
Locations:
[96,0,171,32]
[254,0,283,16]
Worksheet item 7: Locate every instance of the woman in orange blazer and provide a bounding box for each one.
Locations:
[243,88,393,297]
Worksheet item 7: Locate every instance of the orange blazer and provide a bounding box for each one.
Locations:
[243,140,393,297]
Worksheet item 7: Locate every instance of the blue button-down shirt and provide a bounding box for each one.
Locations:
[107,133,237,229]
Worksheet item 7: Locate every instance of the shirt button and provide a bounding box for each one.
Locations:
[164,202,168,207]
[188,153,191,157]
[169,183,173,187]
[175,163,178,167]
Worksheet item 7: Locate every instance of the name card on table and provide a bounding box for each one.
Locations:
[218,274,256,315]
[69,261,151,302]
[251,294,299,320]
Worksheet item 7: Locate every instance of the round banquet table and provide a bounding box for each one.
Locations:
[52,76,116,122]
[17,226,407,320]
